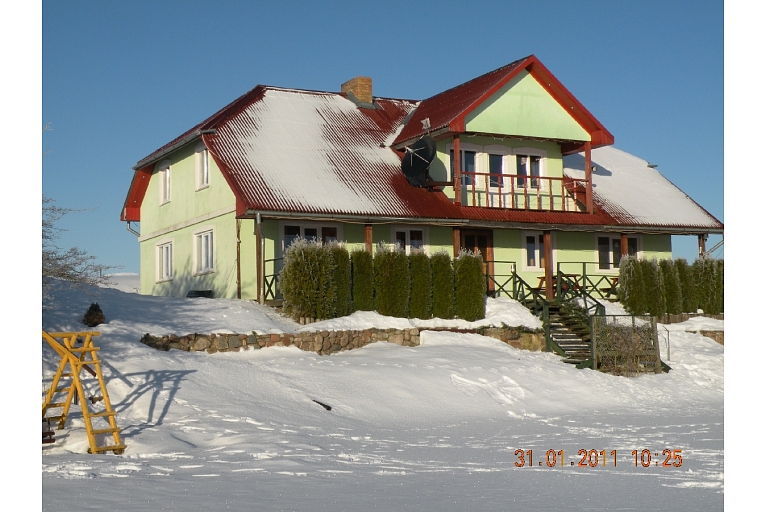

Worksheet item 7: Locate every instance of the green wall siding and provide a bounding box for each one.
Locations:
[139,141,238,298]
[140,211,239,297]
[141,144,236,235]
[465,71,590,141]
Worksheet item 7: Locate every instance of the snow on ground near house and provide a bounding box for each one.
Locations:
[661,316,724,332]
[42,278,723,511]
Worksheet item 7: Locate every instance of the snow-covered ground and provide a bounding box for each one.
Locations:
[42,275,723,511]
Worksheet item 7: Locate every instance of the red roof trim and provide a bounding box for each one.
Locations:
[525,58,613,147]
[120,165,153,221]
[393,55,613,148]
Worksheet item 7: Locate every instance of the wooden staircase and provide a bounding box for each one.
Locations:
[547,301,593,367]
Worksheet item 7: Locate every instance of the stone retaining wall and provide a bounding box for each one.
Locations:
[661,313,724,324]
[140,327,545,355]
[692,330,724,345]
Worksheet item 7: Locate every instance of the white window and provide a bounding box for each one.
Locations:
[512,148,547,189]
[195,230,214,274]
[159,161,171,204]
[157,241,173,281]
[281,223,342,253]
[195,145,209,190]
[524,232,545,270]
[597,235,640,270]
[482,145,512,190]
[391,226,428,254]
[447,142,481,186]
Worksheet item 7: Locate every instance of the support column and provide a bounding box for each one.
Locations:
[365,224,373,254]
[698,234,707,259]
[543,230,554,300]
[585,141,593,214]
[452,227,461,258]
[453,135,462,206]
[236,219,242,299]
[255,218,263,304]
[620,233,629,258]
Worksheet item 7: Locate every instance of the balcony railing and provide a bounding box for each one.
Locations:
[457,172,587,212]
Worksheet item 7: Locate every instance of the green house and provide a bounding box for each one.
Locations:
[121,55,723,302]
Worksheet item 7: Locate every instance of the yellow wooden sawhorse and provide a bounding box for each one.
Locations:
[42,330,125,454]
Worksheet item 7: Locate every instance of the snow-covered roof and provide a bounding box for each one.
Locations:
[125,72,722,233]
[563,147,722,231]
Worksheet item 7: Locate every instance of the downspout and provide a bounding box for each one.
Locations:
[236,219,242,299]
[256,213,265,304]
[126,221,140,237]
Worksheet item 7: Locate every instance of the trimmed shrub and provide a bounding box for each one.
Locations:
[618,256,645,315]
[278,238,335,321]
[659,259,683,315]
[431,251,455,319]
[694,258,720,314]
[328,242,351,317]
[454,250,486,321]
[640,259,666,318]
[374,244,410,318]
[350,249,374,312]
[715,259,724,314]
[408,251,432,319]
[675,258,697,313]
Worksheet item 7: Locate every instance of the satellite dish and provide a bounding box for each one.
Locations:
[401,136,436,180]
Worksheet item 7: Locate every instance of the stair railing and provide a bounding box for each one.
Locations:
[506,264,553,351]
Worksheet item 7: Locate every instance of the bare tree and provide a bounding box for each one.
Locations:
[42,195,115,299]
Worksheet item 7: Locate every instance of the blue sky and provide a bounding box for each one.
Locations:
[41,0,724,273]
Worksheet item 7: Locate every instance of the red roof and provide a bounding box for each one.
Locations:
[122,57,721,234]
[392,55,614,151]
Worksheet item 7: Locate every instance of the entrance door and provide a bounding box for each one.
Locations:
[461,230,495,295]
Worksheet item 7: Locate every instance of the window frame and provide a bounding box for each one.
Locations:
[195,144,210,191]
[280,221,343,254]
[446,142,481,187]
[521,231,555,271]
[156,239,174,282]
[483,144,512,190]
[194,228,215,275]
[158,160,171,205]
[594,234,642,271]
[390,225,429,254]
[511,147,547,190]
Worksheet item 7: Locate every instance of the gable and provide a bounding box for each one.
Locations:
[464,70,590,141]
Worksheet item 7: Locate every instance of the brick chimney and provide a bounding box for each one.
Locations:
[341,76,372,104]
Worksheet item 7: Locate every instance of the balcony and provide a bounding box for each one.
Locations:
[456,172,588,212]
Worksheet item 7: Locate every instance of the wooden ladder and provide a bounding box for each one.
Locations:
[42,330,125,454]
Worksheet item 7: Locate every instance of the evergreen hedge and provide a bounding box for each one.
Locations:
[675,258,697,313]
[619,256,724,316]
[694,258,721,314]
[715,259,724,314]
[374,245,410,318]
[328,242,351,317]
[431,251,455,319]
[641,259,666,318]
[278,239,335,321]
[659,259,683,315]
[350,249,374,312]
[618,256,645,315]
[408,251,432,319]
[453,250,486,321]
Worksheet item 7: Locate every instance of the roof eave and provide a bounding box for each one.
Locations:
[132,129,217,170]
